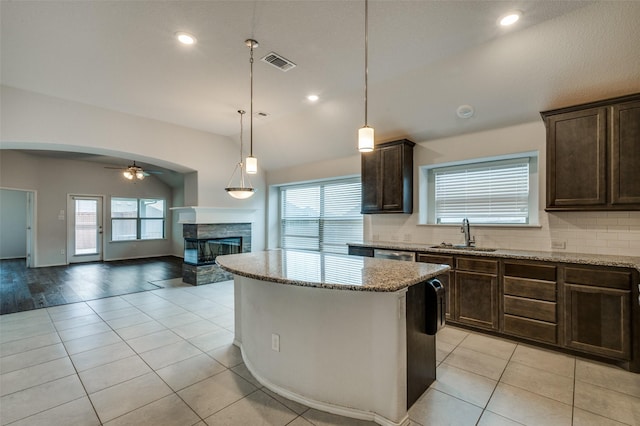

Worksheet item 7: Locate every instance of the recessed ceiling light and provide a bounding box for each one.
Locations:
[175,32,197,45]
[307,95,319,102]
[499,11,521,27]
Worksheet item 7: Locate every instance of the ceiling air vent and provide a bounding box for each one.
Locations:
[261,52,296,72]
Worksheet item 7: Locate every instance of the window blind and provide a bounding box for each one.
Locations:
[280,178,362,254]
[433,160,530,224]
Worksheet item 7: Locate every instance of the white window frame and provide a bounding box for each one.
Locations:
[279,177,363,254]
[111,197,166,241]
[419,152,539,226]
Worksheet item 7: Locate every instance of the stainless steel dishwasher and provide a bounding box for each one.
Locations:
[373,249,416,261]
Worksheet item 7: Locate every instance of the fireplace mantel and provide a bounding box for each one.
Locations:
[170,207,256,224]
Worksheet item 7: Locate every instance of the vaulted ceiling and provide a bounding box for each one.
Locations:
[2,1,639,171]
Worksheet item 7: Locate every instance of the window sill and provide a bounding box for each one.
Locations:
[417,223,542,229]
[109,238,168,243]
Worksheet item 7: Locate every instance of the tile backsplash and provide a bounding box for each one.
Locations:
[367,211,640,257]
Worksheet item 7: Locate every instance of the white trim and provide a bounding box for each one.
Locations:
[239,344,410,426]
[170,206,256,224]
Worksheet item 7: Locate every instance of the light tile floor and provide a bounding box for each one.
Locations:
[1,279,639,426]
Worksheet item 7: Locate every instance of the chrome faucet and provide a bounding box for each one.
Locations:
[461,218,475,247]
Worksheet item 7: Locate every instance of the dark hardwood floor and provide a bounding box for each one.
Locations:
[0,256,183,315]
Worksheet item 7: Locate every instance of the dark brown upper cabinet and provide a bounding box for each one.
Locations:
[361,139,415,214]
[542,93,640,211]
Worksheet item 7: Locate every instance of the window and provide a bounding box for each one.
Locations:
[421,153,538,225]
[280,177,362,254]
[111,197,165,241]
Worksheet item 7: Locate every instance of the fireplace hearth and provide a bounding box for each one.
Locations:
[182,223,251,285]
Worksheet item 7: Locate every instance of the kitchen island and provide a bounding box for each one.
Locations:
[216,249,449,426]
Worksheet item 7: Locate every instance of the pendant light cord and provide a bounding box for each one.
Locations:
[238,110,245,164]
[364,0,369,127]
[249,42,254,157]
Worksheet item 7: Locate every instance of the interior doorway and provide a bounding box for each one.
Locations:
[0,188,35,267]
[67,195,103,263]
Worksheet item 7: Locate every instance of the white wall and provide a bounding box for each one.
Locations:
[1,86,267,266]
[0,189,27,259]
[267,122,640,257]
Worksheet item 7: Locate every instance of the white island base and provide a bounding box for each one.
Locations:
[233,276,434,426]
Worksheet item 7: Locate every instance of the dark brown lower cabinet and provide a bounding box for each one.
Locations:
[563,265,633,360]
[350,244,639,371]
[565,284,631,360]
[455,258,498,331]
[502,262,558,344]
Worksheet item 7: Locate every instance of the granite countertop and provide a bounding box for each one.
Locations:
[216,249,450,292]
[349,241,640,271]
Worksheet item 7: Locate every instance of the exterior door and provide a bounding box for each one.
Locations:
[67,195,103,263]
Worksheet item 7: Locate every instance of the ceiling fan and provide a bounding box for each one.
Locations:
[104,161,162,181]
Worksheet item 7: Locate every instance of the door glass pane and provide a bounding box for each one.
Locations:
[75,199,97,254]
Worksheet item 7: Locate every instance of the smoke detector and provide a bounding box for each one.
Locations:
[456,105,475,119]
[261,52,296,72]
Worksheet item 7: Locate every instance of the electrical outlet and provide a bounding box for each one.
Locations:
[60,249,65,255]
[551,240,566,250]
[271,333,280,352]
[403,233,412,242]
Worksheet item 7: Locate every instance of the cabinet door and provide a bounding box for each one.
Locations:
[360,139,414,214]
[455,271,498,330]
[546,107,607,207]
[361,150,381,213]
[379,144,404,211]
[564,284,631,360]
[611,100,640,205]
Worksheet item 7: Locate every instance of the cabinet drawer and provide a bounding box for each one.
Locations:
[417,254,453,267]
[504,277,557,301]
[564,266,632,290]
[504,295,556,323]
[456,257,498,274]
[504,262,556,281]
[504,314,557,344]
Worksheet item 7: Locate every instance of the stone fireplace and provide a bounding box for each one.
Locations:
[181,222,252,285]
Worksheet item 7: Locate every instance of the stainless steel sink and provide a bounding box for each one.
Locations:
[430,244,497,252]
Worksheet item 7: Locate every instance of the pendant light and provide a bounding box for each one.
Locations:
[225,110,255,199]
[245,39,258,174]
[358,0,374,152]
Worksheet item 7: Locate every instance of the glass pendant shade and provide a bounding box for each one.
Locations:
[225,110,255,199]
[226,187,255,199]
[225,160,255,199]
[358,126,374,152]
[123,170,134,180]
[135,170,145,180]
[245,156,258,174]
